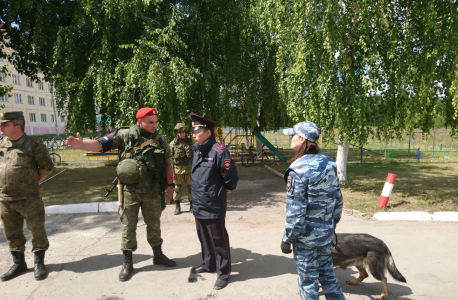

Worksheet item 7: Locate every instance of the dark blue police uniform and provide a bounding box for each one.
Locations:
[189,114,238,285]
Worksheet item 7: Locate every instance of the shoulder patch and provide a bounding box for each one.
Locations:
[287,175,293,192]
[224,158,231,170]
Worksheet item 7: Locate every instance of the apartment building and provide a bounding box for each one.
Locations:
[0,49,66,136]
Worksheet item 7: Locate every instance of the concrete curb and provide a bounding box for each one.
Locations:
[45,203,99,214]
[45,202,118,215]
[374,211,458,222]
[263,165,458,222]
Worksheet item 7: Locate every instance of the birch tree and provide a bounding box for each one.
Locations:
[260,0,458,181]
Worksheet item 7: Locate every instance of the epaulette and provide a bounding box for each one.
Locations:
[215,143,226,150]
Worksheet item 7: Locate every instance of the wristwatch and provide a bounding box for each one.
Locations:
[168,183,176,188]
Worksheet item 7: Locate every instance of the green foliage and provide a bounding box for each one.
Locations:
[2,0,457,140]
[51,0,198,134]
[0,0,76,81]
[0,66,13,102]
[260,0,458,143]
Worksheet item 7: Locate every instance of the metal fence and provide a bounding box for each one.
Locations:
[320,148,458,163]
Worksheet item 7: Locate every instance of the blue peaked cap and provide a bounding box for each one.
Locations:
[283,121,320,142]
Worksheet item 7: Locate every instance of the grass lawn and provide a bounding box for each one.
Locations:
[42,159,458,216]
[268,160,458,216]
[41,161,119,206]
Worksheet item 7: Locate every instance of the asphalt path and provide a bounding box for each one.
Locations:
[0,165,455,300]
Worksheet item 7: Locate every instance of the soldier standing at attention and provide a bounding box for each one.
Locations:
[67,107,176,282]
[169,123,193,215]
[0,111,54,281]
[281,121,345,300]
[189,114,238,290]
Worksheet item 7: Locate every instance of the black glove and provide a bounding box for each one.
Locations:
[281,241,292,254]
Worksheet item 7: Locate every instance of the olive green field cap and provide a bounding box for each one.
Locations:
[174,122,189,132]
[0,111,25,123]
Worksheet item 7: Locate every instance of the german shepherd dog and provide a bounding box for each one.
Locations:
[332,233,407,300]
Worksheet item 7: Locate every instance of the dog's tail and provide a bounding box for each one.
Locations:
[386,249,407,283]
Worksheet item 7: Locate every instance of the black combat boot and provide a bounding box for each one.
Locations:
[153,245,176,267]
[174,200,181,215]
[119,250,134,282]
[189,200,192,211]
[0,251,28,281]
[34,250,47,280]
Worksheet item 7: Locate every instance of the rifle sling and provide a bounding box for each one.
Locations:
[120,134,162,160]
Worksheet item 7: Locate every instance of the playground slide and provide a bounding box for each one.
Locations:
[252,131,287,162]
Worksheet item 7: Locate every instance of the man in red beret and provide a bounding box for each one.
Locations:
[67,107,176,281]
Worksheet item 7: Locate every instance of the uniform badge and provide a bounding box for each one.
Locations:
[287,175,293,192]
[224,158,231,170]
[204,157,214,162]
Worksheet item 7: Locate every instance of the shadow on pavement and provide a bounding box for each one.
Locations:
[45,253,151,274]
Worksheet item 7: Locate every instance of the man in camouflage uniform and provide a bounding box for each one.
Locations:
[0,111,54,282]
[169,123,193,215]
[67,107,176,282]
[281,121,345,300]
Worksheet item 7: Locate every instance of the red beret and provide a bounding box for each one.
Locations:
[136,107,157,119]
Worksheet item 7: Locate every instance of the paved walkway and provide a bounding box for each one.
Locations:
[0,165,456,300]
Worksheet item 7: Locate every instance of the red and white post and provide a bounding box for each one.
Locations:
[377,173,397,209]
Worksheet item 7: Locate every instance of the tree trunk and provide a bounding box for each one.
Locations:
[254,92,264,152]
[336,137,349,182]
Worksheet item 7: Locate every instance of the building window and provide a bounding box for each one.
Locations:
[41,114,47,122]
[28,96,35,105]
[14,94,22,103]
[30,113,36,122]
[0,73,6,82]
[0,57,4,62]
[38,81,44,90]
[51,114,55,122]
[26,78,34,88]
[39,97,46,106]
[61,116,65,123]
[13,75,21,85]
[0,94,8,102]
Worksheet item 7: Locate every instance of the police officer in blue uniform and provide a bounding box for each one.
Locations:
[188,113,238,290]
[281,121,345,300]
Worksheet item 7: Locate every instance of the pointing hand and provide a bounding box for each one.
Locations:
[67,133,83,149]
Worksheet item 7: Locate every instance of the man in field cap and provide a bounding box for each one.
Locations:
[67,107,177,281]
[0,111,54,282]
[169,122,194,215]
[188,113,238,290]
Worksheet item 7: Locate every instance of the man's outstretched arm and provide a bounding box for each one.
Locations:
[67,133,103,152]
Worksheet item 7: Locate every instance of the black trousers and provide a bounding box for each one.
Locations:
[195,217,231,280]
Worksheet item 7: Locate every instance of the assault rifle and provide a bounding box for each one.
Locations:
[104,177,118,199]
[104,177,123,207]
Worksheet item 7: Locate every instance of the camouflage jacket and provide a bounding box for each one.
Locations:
[0,134,54,201]
[97,125,172,193]
[282,152,343,246]
[169,137,193,175]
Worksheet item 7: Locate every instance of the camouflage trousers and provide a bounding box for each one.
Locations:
[293,240,345,300]
[173,173,192,201]
[118,190,163,251]
[0,198,49,253]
